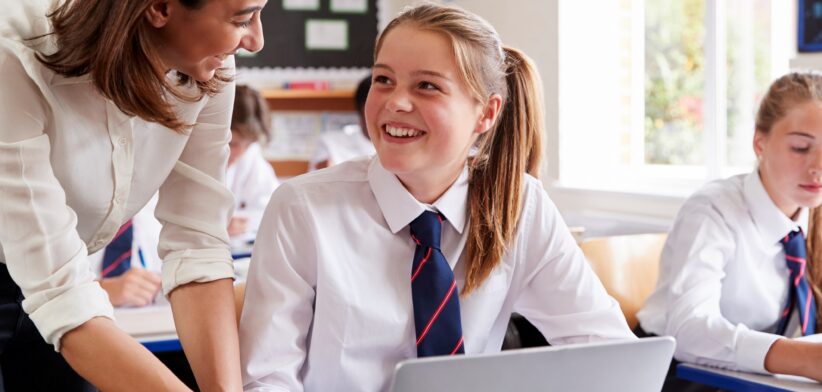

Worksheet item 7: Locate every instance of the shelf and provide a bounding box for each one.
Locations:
[268,159,310,178]
[262,89,356,112]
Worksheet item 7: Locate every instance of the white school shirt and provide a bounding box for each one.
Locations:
[0,0,235,349]
[240,157,634,392]
[226,142,280,241]
[307,124,375,171]
[637,170,804,374]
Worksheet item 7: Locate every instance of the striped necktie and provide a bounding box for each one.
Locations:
[775,229,817,336]
[409,210,465,357]
[101,220,133,278]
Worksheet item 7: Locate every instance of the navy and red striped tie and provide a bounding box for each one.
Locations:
[410,210,465,357]
[775,229,817,336]
[101,220,133,278]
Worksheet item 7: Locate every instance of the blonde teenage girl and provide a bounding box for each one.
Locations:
[638,72,822,388]
[240,4,634,391]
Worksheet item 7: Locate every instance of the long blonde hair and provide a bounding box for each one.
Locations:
[375,4,544,295]
[756,71,822,329]
[37,0,230,133]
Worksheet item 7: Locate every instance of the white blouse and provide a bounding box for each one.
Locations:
[240,157,634,392]
[0,0,235,349]
[637,171,803,374]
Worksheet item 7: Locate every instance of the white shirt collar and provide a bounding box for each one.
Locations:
[743,170,808,244]
[368,157,468,234]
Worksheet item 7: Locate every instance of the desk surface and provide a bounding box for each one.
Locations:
[677,363,822,391]
[114,303,181,353]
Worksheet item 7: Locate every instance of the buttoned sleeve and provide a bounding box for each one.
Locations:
[512,178,636,344]
[655,200,780,373]
[240,182,317,391]
[156,60,237,295]
[0,44,114,350]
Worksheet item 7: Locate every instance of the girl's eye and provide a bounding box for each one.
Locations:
[791,145,811,153]
[419,81,439,91]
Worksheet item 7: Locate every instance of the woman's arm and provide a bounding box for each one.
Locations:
[169,280,241,391]
[155,58,241,391]
[61,317,189,391]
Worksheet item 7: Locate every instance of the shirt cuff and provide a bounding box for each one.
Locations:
[25,281,114,352]
[161,248,234,295]
[735,328,782,374]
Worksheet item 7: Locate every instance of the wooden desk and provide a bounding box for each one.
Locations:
[677,363,822,391]
[262,89,356,112]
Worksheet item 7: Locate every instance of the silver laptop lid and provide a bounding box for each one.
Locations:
[389,336,675,392]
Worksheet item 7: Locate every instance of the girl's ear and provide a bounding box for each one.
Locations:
[753,129,767,160]
[475,93,503,134]
[145,0,172,28]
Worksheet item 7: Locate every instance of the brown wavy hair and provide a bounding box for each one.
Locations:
[375,4,544,295]
[36,0,231,133]
[755,71,822,330]
[232,85,271,144]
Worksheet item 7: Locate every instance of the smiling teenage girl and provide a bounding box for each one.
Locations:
[0,0,265,390]
[239,4,633,390]
[637,72,822,389]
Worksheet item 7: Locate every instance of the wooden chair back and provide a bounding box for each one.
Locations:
[579,233,667,329]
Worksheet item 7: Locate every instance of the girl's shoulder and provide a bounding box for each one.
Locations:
[684,174,747,214]
[272,157,372,203]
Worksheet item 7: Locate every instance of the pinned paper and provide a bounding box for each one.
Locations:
[305,20,348,51]
[330,0,368,13]
[283,0,319,11]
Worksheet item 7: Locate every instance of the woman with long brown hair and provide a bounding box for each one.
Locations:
[637,71,822,389]
[239,3,633,390]
[0,0,265,390]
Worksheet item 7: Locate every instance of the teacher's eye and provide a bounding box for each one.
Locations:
[235,19,252,28]
[373,75,393,85]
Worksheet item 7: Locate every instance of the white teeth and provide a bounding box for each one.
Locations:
[385,125,423,138]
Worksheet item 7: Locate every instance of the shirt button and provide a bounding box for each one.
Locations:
[118,137,127,146]
[95,240,105,247]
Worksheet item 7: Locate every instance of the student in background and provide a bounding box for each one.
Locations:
[239,4,634,390]
[90,194,163,307]
[308,75,376,171]
[0,0,264,390]
[636,71,822,388]
[227,85,280,242]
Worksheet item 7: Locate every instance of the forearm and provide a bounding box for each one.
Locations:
[764,339,822,381]
[60,317,188,391]
[169,279,242,392]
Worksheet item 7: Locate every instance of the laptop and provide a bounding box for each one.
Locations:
[388,336,675,392]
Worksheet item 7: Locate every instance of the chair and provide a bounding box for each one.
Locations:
[579,233,667,329]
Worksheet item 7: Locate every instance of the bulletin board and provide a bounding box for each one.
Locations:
[236,0,381,69]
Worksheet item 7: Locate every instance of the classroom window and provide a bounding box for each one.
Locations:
[558,0,790,195]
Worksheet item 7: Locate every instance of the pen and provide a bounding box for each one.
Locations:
[138,247,146,268]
